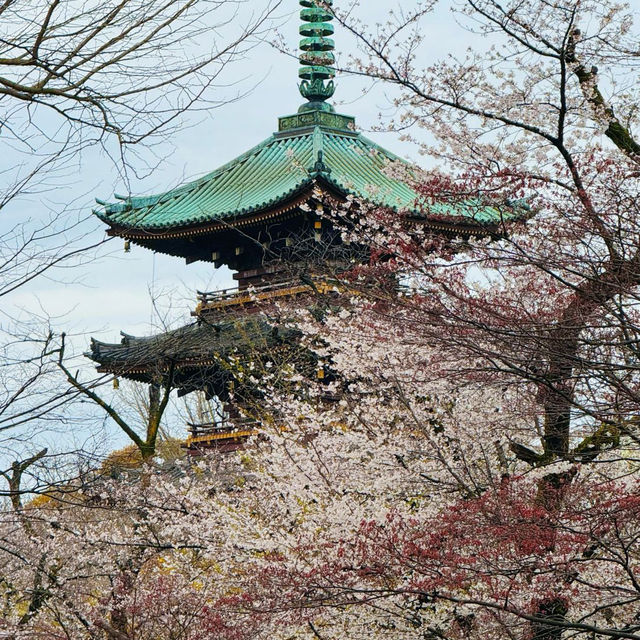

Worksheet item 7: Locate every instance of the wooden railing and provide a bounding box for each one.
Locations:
[185,419,259,447]
[197,279,303,305]
[195,278,340,313]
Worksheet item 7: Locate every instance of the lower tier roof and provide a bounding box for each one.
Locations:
[88,318,305,398]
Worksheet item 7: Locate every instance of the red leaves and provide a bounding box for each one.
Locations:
[241,471,640,636]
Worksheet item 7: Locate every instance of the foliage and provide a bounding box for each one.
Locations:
[0,0,281,498]
[5,1,640,639]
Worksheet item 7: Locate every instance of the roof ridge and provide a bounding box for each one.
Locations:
[313,125,323,152]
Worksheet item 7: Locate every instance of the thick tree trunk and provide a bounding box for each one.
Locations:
[542,327,580,459]
[539,256,639,460]
[529,468,576,639]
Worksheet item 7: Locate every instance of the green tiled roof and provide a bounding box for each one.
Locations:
[95,111,513,231]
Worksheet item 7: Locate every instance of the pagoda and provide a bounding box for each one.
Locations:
[88,0,514,453]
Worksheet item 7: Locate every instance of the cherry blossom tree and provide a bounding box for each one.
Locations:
[207,0,640,636]
[326,0,640,464]
[2,374,638,639]
[5,2,640,639]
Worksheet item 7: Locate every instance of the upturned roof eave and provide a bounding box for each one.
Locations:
[101,174,360,242]
[94,123,526,241]
[101,179,525,246]
[103,181,322,241]
[87,318,300,381]
[316,172,523,235]
[95,132,284,215]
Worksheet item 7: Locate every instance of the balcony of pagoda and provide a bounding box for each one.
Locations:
[184,419,259,455]
[194,278,339,316]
